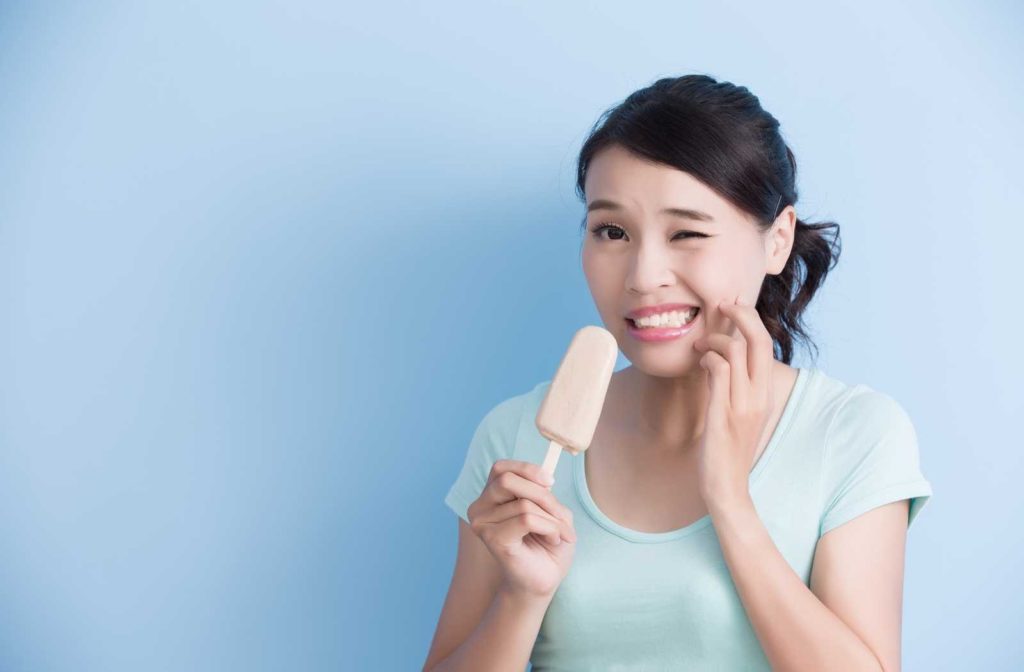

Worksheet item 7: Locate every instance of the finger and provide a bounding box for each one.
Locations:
[484,497,577,543]
[487,469,574,523]
[699,349,731,421]
[488,459,555,490]
[497,512,564,548]
[718,297,773,388]
[695,331,748,411]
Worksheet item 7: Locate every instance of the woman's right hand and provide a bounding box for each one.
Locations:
[467,459,577,600]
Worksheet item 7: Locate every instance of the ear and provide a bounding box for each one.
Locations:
[764,205,796,276]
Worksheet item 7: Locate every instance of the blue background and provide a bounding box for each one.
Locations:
[1,1,1020,670]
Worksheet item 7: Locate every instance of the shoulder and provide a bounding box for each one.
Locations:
[827,383,916,447]
[820,380,924,491]
[801,368,915,442]
[445,380,552,521]
[490,379,550,423]
[816,377,932,535]
[471,380,551,453]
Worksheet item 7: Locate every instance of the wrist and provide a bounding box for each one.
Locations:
[497,582,557,611]
[706,489,753,517]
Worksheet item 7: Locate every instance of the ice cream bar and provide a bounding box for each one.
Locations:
[535,325,618,477]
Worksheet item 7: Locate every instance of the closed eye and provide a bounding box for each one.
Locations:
[589,222,709,241]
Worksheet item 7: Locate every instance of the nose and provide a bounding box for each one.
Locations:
[626,241,676,294]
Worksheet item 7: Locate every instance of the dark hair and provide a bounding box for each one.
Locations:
[575,74,841,365]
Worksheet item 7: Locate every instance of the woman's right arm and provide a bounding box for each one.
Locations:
[430,584,553,672]
[423,460,576,671]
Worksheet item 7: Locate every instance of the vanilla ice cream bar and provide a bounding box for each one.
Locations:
[535,325,618,476]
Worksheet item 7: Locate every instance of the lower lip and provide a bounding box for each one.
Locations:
[626,311,701,342]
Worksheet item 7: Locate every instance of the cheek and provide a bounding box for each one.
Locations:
[582,254,617,304]
[581,252,601,291]
[686,257,730,296]
[686,258,743,330]
[689,251,757,295]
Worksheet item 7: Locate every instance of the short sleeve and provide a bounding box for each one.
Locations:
[819,388,933,537]
[444,393,528,524]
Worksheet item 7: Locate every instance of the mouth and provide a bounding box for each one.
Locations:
[624,307,702,342]
[625,306,701,330]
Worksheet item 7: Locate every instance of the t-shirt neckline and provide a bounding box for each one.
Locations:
[573,366,813,544]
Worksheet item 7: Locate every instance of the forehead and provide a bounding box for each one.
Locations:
[584,144,740,222]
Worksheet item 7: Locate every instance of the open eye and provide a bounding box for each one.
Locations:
[590,223,627,240]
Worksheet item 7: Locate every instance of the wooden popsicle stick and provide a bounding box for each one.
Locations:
[541,439,562,481]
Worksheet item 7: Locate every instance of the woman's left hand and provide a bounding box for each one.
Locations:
[692,296,776,508]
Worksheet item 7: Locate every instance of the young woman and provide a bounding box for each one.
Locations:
[423,74,933,672]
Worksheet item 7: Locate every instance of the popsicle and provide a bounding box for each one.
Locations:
[535,325,618,478]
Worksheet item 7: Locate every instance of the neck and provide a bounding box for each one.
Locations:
[609,360,795,456]
[608,364,711,455]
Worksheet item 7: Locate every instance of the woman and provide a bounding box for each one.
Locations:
[423,74,933,671]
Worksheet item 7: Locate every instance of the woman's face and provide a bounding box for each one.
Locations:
[581,144,792,377]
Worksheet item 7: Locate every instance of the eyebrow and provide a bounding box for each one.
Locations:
[586,198,714,222]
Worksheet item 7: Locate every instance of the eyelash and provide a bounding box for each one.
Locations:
[589,222,709,241]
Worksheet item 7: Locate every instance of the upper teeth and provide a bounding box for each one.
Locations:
[633,308,699,328]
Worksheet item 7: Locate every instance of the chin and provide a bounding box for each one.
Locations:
[625,350,704,379]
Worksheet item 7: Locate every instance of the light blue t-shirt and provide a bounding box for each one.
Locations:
[443,366,933,671]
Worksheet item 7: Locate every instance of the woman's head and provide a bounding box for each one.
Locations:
[577,74,840,371]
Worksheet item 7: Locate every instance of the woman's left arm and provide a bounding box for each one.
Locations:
[693,297,907,672]
[709,493,908,672]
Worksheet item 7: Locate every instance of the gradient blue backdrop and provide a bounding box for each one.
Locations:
[1,1,1020,670]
